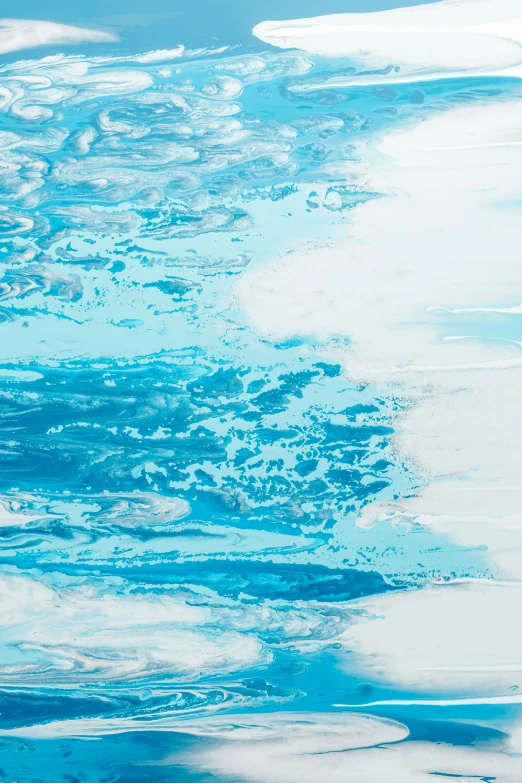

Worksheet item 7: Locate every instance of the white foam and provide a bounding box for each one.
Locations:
[0,711,408,747]
[338,581,522,696]
[134,47,185,63]
[238,96,522,580]
[185,711,521,783]
[336,694,522,706]
[175,711,408,747]
[0,369,43,382]
[237,73,522,736]
[253,0,522,79]
[0,18,117,55]
[0,574,267,683]
[8,707,517,782]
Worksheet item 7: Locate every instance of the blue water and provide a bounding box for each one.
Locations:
[2,0,441,62]
[0,3,520,780]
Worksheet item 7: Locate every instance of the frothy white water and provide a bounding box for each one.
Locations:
[183,710,522,783]
[0,711,408,745]
[253,0,522,80]
[238,59,522,714]
[0,573,267,683]
[338,580,522,695]
[0,18,117,55]
[238,94,522,579]
[28,704,513,782]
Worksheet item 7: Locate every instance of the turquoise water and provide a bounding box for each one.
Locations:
[2,0,440,62]
[0,4,520,780]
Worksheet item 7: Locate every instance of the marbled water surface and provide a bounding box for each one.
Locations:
[1,1,522,780]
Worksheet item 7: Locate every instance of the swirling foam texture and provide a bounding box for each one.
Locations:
[1,2,522,780]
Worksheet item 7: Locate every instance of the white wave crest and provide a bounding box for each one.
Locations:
[253,0,522,80]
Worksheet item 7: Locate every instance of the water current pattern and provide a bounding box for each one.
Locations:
[1,1,522,780]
